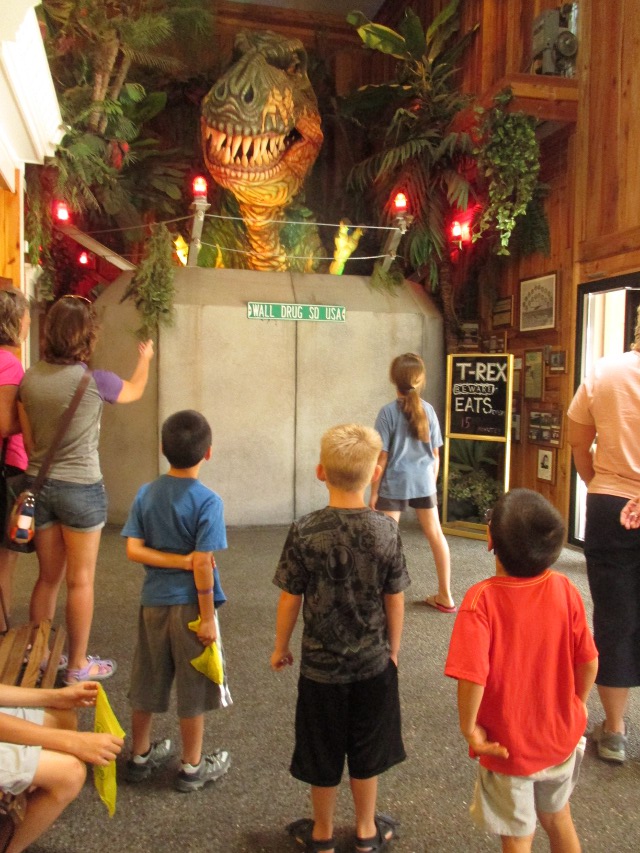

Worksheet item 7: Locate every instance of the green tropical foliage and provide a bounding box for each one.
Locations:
[26,0,215,301]
[342,1,478,289]
[120,223,175,339]
[473,91,542,254]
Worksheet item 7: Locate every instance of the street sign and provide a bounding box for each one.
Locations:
[247,302,346,322]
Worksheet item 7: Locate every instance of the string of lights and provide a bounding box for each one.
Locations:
[198,241,388,262]
[204,212,398,232]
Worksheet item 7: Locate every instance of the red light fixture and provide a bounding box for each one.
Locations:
[192,176,208,198]
[78,251,89,265]
[451,220,471,242]
[393,192,408,214]
[54,200,70,223]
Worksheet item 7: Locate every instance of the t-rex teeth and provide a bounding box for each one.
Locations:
[242,137,252,157]
[230,135,242,159]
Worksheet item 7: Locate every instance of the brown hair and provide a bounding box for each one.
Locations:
[635,305,640,348]
[320,423,382,492]
[389,353,429,442]
[44,296,97,364]
[0,289,29,347]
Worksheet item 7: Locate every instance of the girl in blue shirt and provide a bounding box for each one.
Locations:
[370,353,456,612]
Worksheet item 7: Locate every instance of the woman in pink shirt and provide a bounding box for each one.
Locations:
[0,289,30,625]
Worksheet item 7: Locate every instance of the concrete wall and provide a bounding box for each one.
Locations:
[94,268,444,527]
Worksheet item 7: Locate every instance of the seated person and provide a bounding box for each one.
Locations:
[0,681,123,853]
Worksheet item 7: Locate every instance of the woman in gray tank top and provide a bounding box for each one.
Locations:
[18,296,154,684]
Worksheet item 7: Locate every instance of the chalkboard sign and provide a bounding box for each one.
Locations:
[447,354,512,439]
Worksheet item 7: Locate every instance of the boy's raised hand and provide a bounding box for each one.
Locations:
[466,724,509,760]
[270,648,294,671]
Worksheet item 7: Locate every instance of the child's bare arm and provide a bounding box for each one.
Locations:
[126,537,193,570]
[0,682,98,710]
[384,591,404,665]
[457,679,509,759]
[0,711,122,765]
[575,657,598,706]
[193,551,215,645]
[271,591,302,670]
[369,451,388,509]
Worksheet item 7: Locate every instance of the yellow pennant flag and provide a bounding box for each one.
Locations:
[93,685,126,817]
[188,616,224,684]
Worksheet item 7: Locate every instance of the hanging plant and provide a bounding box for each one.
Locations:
[473,90,541,255]
[121,223,175,339]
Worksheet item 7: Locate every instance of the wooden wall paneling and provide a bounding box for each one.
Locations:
[617,1,640,230]
[0,176,21,287]
[577,0,640,249]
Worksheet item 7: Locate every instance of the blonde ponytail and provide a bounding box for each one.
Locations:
[389,353,429,442]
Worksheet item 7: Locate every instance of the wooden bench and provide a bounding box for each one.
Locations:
[0,619,66,851]
[0,620,66,689]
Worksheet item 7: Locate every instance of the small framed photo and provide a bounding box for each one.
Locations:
[512,412,521,443]
[524,350,544,400]
[548,350,567,373]
[519,273,557,332]
[527,408,563,446]
[537,448,555,483]
[492,296,513,329]
[512,369,521,394]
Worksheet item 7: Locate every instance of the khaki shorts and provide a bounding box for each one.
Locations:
[0,708,44,795]
[471,739,585,837]
[128,604,231,718]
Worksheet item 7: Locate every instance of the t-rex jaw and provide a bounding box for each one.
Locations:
[202,123,304,183]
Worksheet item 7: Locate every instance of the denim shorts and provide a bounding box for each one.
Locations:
[23,477,107,533]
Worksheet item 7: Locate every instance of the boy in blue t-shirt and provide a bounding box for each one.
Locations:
[121,409,231,792]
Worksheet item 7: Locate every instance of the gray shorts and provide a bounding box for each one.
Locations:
[471,739,585,837]
[128,604,231,718]
[376,494,436,511]
[0,708,44,795]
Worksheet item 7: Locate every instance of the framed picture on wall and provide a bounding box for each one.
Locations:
[527,408,563,446]
[537,448,555,483]
[492,296,513,328]
[524,350,544,400]
[548,350,567,373]
[519,273,557,332]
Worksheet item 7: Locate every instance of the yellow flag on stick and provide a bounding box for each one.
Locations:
[93,685,126,817]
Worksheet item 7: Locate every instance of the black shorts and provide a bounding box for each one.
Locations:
[585,493,640,687]
[290,661,405,787]
[376,494,436,511]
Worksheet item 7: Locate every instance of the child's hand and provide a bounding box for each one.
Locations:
[271,649,294,671]
[138,339,154,361]
[466,724,509,760]
[620,496,640,529]
[51,682,100,709]
[197,618,216,646]
[70,731,124,765]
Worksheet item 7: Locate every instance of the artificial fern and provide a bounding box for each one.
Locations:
[121,223,175,340]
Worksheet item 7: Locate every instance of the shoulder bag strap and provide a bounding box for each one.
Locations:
[30,369,93,494]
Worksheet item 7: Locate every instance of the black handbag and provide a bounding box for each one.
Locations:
[6,370,93,553]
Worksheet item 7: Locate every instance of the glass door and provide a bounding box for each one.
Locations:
[570,277,640,544]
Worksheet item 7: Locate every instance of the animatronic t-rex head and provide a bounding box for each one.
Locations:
[201,30,323,211]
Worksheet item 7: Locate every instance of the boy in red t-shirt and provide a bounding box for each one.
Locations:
[445,488,598,853]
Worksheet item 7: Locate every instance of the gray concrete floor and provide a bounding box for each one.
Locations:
[9,521,640,852]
